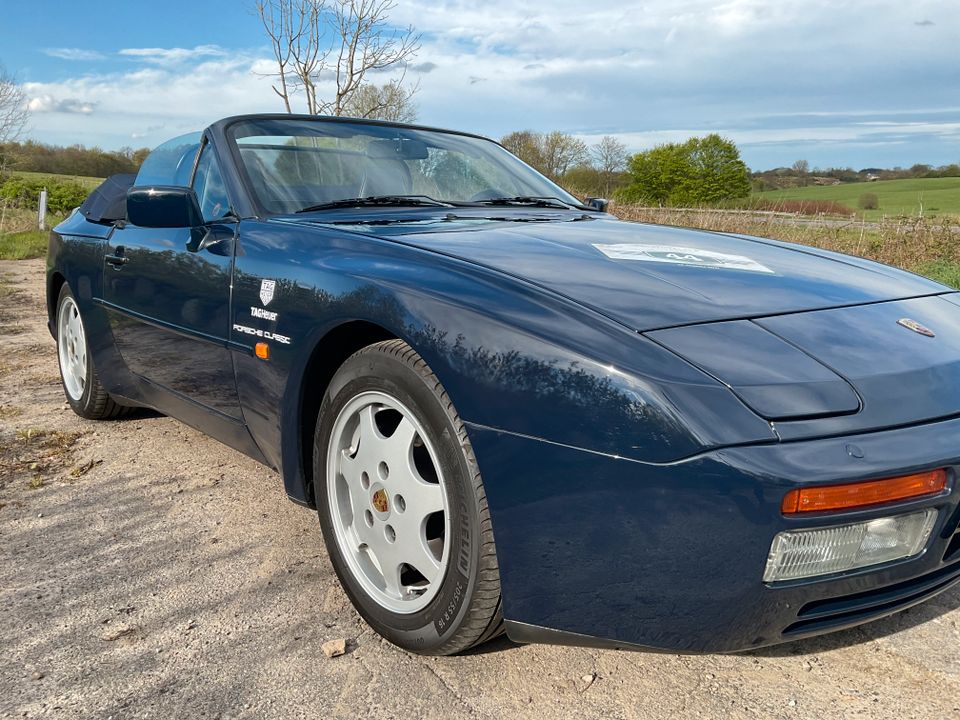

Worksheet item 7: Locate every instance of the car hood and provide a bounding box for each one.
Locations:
[291,214,948,331]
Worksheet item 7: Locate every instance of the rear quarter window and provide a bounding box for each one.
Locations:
[135,132,203,187]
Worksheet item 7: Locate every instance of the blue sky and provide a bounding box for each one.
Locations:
[2,0,959,170]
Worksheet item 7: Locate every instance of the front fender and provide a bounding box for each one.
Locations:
[231,220,775,504]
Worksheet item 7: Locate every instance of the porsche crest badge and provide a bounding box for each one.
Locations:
[897,318,935,337]
[259,279,276,306]
[372,489,389,514]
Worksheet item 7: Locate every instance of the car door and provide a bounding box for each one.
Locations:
[101,137,242,419]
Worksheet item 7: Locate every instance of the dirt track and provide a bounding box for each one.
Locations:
[2,258,960,720]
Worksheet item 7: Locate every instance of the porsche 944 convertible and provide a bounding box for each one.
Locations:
[48,114,960,655]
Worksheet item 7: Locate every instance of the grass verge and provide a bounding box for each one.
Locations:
[0,230,48,260]
[755,177,960,221]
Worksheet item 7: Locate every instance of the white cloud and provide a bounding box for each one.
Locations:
[42,48,105,61]
[118,45,229,65]
[22,51,280,147]
[26,95,97,115]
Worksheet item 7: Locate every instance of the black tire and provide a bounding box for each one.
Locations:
[314,339,502,655]
[55,284,131,420]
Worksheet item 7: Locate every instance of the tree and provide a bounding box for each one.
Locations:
[592,135,628,196]
[0,65,26,145]
[341,78,417,122]
[540,131,588,179]
[255,0,420,119]
[621,134,750,206]
[0,65,27,177]
[499,130,588,180]
[500,130,545,171]
[792,158,809,186]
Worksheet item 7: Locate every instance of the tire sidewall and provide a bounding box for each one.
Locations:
[56,284,95,415]
[314,348,482,653]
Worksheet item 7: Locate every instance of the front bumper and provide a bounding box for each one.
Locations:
[466,416,960,653]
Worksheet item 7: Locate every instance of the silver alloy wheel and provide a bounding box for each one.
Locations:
[57,295,87,401]
[326,390,450,614]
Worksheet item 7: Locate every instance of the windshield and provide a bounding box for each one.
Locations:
[227,118,581,214]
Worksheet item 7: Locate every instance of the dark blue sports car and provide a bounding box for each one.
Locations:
[48,114,960,655]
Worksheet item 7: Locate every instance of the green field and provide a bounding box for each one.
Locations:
[757,177,960,221]
[12,170,104,191]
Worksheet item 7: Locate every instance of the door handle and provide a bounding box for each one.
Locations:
[105,248,128,266]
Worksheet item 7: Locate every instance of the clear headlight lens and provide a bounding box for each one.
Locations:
[763,509,938,582]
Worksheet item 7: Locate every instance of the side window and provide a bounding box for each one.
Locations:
[192,145,231,222]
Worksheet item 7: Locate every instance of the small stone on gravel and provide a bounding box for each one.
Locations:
[321,638,347,658]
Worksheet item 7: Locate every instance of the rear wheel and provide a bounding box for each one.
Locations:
[314,340,502,655]
[56,284,130,420]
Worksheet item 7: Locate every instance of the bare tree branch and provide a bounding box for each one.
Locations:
[253,0,420,120]
[0,65,28,145]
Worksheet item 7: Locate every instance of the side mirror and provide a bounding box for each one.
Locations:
[585,197,609,212]
[127,186,203,228]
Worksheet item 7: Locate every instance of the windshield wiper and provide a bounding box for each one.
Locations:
[472,196,583,210]
[295,195,454,213]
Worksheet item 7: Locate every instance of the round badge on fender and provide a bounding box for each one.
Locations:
[897,318,935,337]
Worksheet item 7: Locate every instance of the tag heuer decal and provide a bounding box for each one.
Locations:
[259,279,276,306]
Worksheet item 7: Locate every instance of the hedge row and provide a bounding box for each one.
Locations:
[0,176,90,215]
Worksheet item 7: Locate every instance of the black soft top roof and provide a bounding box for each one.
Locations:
[78,173,136,223]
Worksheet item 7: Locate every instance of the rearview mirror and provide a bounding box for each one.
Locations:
[367,138,430,160]
[585,197,609,212]
[127,186,203,228]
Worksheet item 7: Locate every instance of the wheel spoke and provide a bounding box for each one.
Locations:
[402,531,442,582]
[365,533,404,596]
[338,453,370,519]
[406,477,444,516]
[382,416,418,467]
[355,405,382,462]
[69,310,81,340]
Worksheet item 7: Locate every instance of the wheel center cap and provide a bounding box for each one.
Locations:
[371,488,389,514]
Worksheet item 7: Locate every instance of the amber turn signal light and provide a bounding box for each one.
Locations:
[255,342,270,360]
[782,469,948,514]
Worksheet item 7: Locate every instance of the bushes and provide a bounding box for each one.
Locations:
[0,175,89,214]
[859,192,880,210]
[620,134,751,206]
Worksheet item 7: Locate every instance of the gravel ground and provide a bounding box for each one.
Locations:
[2,257,960,720]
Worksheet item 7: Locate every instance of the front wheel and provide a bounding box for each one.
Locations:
[314,340,502,655]
[56,284,130,420]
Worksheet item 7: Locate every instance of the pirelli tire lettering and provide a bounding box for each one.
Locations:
[233,323,292,345]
